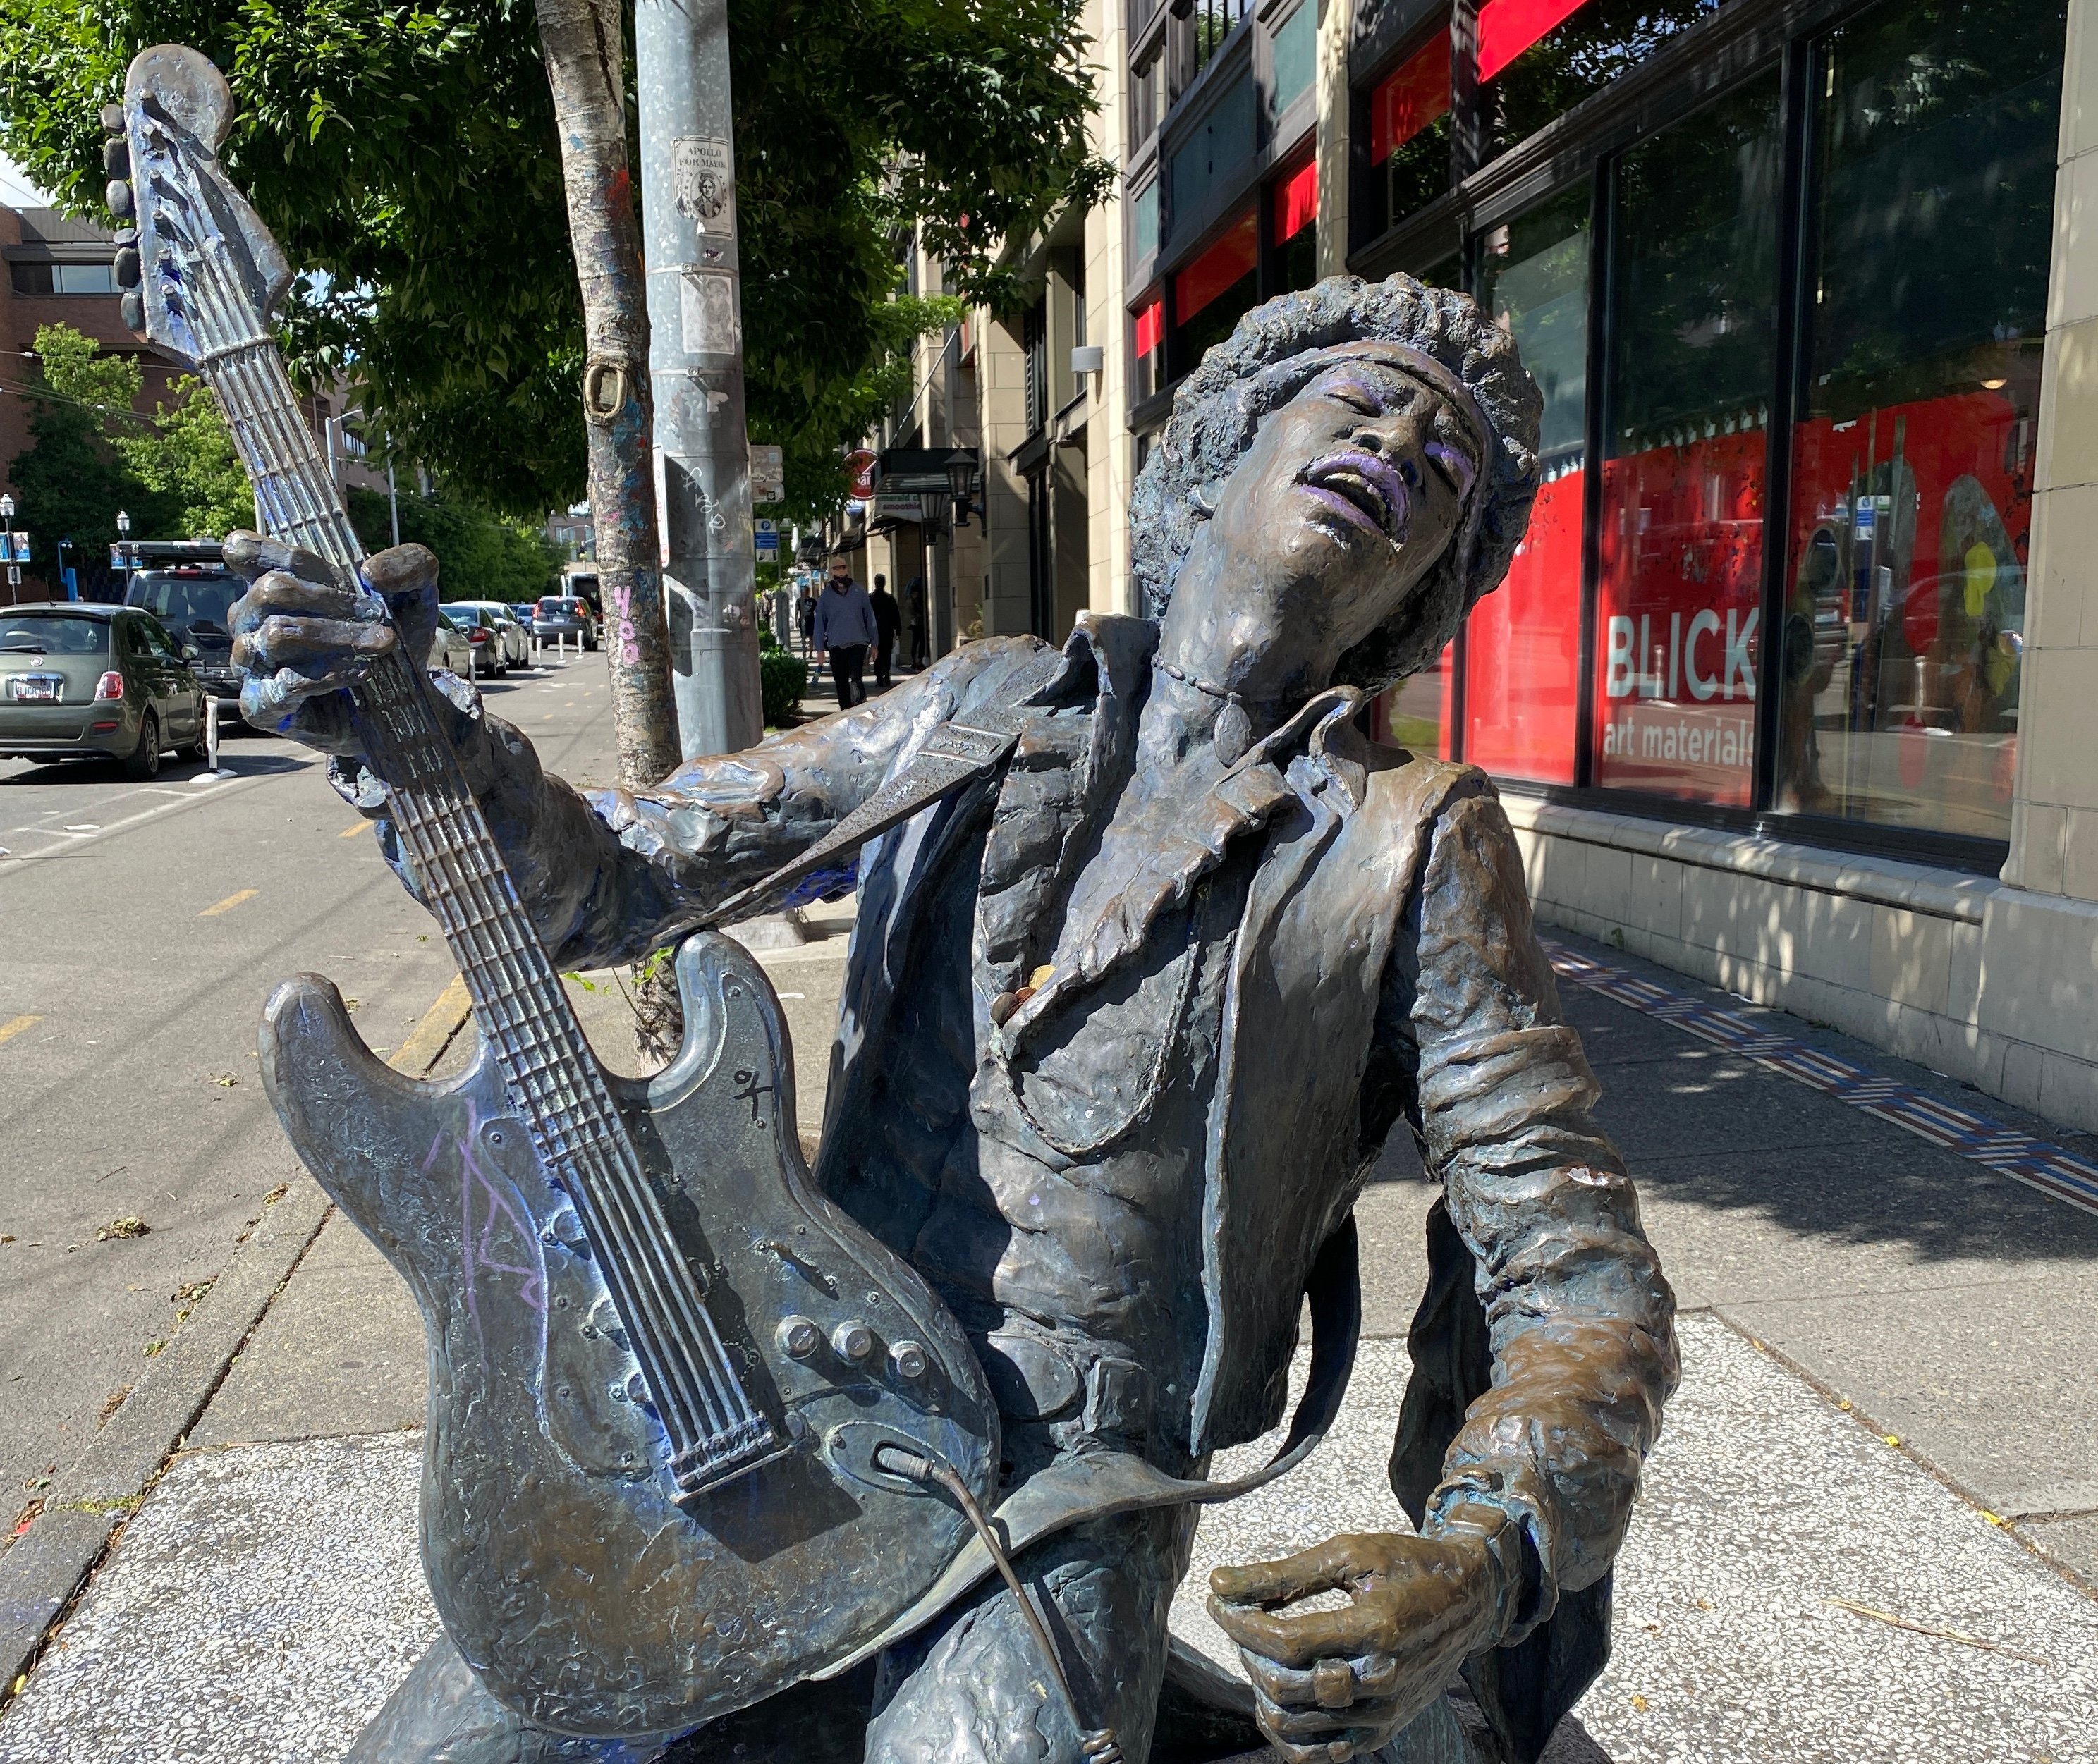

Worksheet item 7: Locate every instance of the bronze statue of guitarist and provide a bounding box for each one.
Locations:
[226,271,1676,1764]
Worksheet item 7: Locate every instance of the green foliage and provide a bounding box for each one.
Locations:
[759,645,807,728]
[0,0,1106,519]
[346,484,561,602]
[6,322,250,565]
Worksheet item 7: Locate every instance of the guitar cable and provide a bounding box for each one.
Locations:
[875,1446,1125,1764]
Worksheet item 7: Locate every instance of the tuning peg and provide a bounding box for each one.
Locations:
[114,247,139,289]
[100,103,124,135]
[102,136,128,179]
[120,290,143,332]
[107,178,134,220]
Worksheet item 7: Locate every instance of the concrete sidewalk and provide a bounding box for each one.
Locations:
[2,919,2094,1762]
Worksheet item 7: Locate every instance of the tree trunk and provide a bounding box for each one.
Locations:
[535,0,681,789]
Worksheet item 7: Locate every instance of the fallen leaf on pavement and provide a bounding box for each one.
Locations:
[1824,1598,2049,1666]
[97,1217,150,1241]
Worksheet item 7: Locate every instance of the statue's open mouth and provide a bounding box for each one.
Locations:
[1297,450,1410,542]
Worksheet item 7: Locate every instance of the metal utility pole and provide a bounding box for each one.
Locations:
[636,0,764,758]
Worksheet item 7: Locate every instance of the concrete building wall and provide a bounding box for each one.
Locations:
[1084,0,1135,616]
[977,314,1034,639]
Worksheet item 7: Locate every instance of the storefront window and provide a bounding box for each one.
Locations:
[1273,159,1317,293]
[1133,294,1166,401]
[1484,0,1721,161]
[1592,72,1782,804]
[1270,0,1315,122]
[1360,25,1451,245]
[1465,185,1587,781]
[1774,0,2063,841]
[1173,207,1260,370]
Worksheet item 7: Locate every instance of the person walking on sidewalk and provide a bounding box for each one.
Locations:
[905,574,928,669]
[812,558,877,708]
[869,572,902,690]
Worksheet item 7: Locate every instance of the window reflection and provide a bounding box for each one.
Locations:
[1775,0,2063,840]
[1360,25,1451,245]
[1485,0,1722,158]
[1467,186,1588,782]
[1592,72,1783,805]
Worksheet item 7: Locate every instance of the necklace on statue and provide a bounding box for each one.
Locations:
[1152,656,1262,765]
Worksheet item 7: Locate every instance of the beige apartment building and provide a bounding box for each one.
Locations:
[837,0,2098,1136]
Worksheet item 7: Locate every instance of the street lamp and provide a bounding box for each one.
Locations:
[945,453,981,530]
[114,508,133,596]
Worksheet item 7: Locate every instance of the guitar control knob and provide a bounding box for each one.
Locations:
[776,1315,821,1361]
[888,1340,929,1381]
[831,1321,875,1364]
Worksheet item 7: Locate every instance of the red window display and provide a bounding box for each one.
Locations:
[1371,31,1451,164]
[1133,294,1165,401]
[1477,0,1594,83]
[1274,158,1316,243]
[1464,185,1589,783]
[1592,430,1767,803]
[1174,210,1259,324]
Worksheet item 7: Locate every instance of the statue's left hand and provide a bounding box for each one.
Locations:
[1207,1524,1510,1763]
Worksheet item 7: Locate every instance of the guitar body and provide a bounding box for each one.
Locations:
[260,931,1000,1739]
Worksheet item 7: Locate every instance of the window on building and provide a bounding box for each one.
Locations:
[1133,46,1165,154]
[1192,0,1250,76]
[1023,299,1049,435]
[1133,176,1161,262]
[1173,208,1260,372]
[1483,0,1722,161]
[1360,25,1452,246]
[1591,71,1783,806]
[1465,185,1588,783]
[9,262,51,295]
[1133,295,1166,402]
[1169,66,1259,231]
[1773,0,2063,841]
[1272,159,1318,293]
[1269,0,1316,124]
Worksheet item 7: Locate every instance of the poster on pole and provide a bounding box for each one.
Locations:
[750,443,785,505]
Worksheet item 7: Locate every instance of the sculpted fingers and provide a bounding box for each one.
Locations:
[222,529,342,589]
[1241,1651,1401,1709]
[229,568,377,632]
[1209,1535,1362,1609]
[1208,1593,1370,1671]
[232,613,396,681]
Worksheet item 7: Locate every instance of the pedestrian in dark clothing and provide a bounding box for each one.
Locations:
[905,575,929,670]
[869,574,903,690]
[811,558,878,709]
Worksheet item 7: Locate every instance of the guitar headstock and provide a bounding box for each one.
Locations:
[104,45,291,369]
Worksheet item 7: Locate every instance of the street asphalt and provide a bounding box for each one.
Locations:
[0,650,622,1527]
[2,651,2095,1760]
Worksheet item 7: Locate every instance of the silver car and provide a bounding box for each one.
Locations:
[0,603,208,777]
[432,611,477,678]
[448,601,533,670]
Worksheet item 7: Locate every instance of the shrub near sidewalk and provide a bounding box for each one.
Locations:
[760,634,807,728]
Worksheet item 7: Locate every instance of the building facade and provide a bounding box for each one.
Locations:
[846,0,2098,1133]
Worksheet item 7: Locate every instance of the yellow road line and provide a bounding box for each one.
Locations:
[391,974,472,1076]
[339,821,370,839]
[0,1014,42,1048]
[198,888,260,918]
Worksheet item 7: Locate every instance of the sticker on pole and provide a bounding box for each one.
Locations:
[750,443,786,506]
[681,268,740,357]
[673,137,735,235]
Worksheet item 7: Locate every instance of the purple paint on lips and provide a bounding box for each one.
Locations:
[1297,448,1411,541]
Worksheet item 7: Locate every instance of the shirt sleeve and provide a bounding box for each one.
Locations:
[1385,784,1678,1640]
[334,647,989,970]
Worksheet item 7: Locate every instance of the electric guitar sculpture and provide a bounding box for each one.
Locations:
[111,44,998,1739]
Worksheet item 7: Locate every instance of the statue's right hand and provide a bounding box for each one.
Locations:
[225,534,440,757]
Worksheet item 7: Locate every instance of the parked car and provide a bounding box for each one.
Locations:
[0,603,207,778]
[123,560,244,700]
[431,611,477,678]
[439,604,509,678]
[446,600,532,670]
[532,594,599,651]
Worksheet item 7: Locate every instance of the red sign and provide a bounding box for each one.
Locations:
[1173,209,1258,326]
[1274,158,1317,245]
[1371,29,1451,165]
[846,449,877,499]
[1477,0,1594,84]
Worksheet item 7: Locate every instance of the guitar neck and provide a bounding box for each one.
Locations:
[191,276,778,1493]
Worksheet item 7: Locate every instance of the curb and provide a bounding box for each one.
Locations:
[0,974,473,1701]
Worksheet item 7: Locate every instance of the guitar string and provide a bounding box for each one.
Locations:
[178,210,763,1460]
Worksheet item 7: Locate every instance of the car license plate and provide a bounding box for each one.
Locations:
[9,675,61,702]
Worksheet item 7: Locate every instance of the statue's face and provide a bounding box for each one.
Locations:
[1163,341,1482,702]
